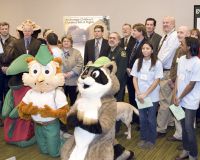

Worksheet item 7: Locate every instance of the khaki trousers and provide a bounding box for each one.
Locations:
[157,71,174,133]
[173,118,182,140]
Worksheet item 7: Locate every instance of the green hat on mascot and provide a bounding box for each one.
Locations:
[35,44,54,66]
[87,56,111,68]
[6,54,34,88]
[6,54,34,75]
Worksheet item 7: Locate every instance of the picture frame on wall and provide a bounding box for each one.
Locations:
[194,5,200,30]
[63,16,110,57]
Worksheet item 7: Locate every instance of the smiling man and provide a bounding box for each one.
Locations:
[84,25,110,65]
[108,32,127,102]
[157,16,180,138]
[0,22,16,126]
[145,18,161,54]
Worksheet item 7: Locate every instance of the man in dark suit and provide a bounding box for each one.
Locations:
[120,23,135,59]
[108,32,127,102]
[108,32,128,133]
[127,23,147,124]
[0,22,16,126]
[145,18,162,54]
[12,21,41,61]
[84,25,110,65]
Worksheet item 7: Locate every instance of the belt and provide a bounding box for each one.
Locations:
[35,119,56,126]
[163,68,170,71]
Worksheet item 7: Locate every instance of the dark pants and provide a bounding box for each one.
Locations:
[115,77,126,102]
[0,72,10,113]
[61,85,78,132]
[181,108,198,157]
[196,107,200,119]
[139,102,158,144]
[127,75,139,124]
[63,85,78,106]
[115,79,126,133]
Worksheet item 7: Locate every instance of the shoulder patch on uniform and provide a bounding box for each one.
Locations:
[121,51,126,57]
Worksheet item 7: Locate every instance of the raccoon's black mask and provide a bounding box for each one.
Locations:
[78,60,119,98]
[77,66,113,98]
[81,67,109,86]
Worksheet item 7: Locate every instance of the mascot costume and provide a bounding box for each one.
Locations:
[2,54,35,147]
[17,45,69,157]
[61,57,134,160]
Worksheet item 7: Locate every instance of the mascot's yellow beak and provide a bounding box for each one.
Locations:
[37,74,45,83]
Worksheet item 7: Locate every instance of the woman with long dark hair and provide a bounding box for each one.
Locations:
[131,42,163,149]
[174,37,200,160]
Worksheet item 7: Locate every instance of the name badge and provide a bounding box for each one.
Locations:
[179,74,185,81]
[140,74,147,80]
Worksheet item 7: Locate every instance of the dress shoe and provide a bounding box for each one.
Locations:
[175,150,189,160]
[189,155,198,160]
[167,136,182,142]
[144,141,154,149]
[157,132,166,138]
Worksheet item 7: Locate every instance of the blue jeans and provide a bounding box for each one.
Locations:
[139,102,158,144]
[181,108,198,157]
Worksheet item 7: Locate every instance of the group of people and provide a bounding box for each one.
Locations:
[83,17,200,160]
[0,16,200,160]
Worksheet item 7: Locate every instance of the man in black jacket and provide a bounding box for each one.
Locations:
[108,32,127,102]
[145,18,162,54]
[0,22,16,126]
[84,25,110,65]
[12,20,41,61]
[127,23,147,124]
[120,23,135,59]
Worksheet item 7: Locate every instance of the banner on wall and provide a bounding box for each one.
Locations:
[63,16,110,57]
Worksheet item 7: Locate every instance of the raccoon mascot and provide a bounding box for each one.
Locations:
[61,57,134,160]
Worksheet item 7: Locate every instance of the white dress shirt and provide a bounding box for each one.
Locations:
[158,29,180,69]
[51,46,63,58]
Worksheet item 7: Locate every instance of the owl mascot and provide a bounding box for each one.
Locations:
[17,45,69,157]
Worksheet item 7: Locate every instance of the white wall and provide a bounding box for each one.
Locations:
[0,0,199,38]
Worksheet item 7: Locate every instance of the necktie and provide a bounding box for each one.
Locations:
[95,39,100,60]
[157,34,167,53]
[25,39,30,50]
[134,40,139,49]
[129,41,139,66]
[124,38,128,47]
